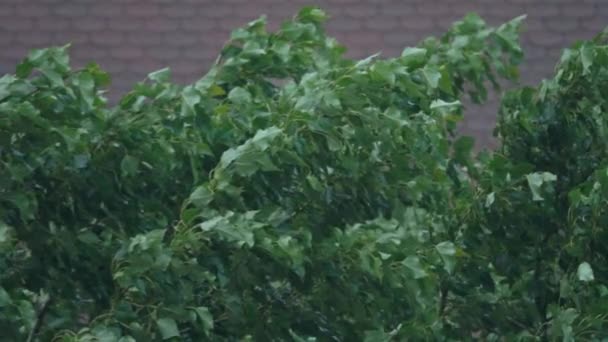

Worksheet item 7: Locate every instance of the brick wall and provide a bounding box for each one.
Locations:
[1,0,606,147]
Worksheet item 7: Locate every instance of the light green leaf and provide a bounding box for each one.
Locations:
[422,66,441,89]
[370,61,396,85]
[526,172,557,201]
[580,44,594,74]
[192,306,214,332]
[189,185,214,207]
[156,318,180,340]
[181,85,201,116]
[228,87,252,104]
[436,241,456,274]
[430,99,461,116]
[148,68,171,82]
[250,126,282,150]
[355,52,381,68]
[401,47,427,67]
[485,192,495,208]
[0,287,11,307]
[577,262,594,282]
[402,256,428,279]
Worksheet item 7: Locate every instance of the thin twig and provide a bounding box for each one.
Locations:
[26,295,51,342]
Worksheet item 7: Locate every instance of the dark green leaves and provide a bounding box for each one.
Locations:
[0,7,542,342]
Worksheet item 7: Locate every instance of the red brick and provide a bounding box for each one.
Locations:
[165,5,197,18]
[327,18,359,32]
[183,48,221,61]
[0,47,31,59]
[17,32,56,46]
[107,18,145,31]
[378,3,418,16]
[128,59,165,73]
[559,4,595,18]
[365,17,399,31]
[580,17,607,32]
[144,18,179,32]
[36,18,70,31]
[528,31,565,47]
[57,32,89,44]
[126,32,163,46]
[171,61,204,75]
[400,16,436,30]
[344,5,378,18]
[144,46,181,60]
[181,18,218,31]
[562,30,598,43]
[416,3,454,16]
[89,4,123,17]
[71,18,105,31]
[54,4,88,16]
[98,61,127,74]
[383,31,425,46]
[110,47,144,59]
[217,17,251,31]
[199,6,233,18]
[15,4,50,17]
[90,32,124,46]
[0,5,14,16]
[72,47,109,60]
[125,4,160,17]
[525,4,560,18]
[543,18,579,32]
[0,17,33,31]
[341,32,384,47]
[198,30,230,44]
[163,34,198,47]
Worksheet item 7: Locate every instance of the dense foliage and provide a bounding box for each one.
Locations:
[1,7,606,341]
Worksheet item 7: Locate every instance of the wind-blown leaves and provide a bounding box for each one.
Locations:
[8,6,592,342]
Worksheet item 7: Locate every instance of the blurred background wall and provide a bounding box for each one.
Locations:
[1,0,606,147]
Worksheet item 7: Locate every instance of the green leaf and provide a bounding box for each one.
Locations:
[580,44,594,74]
[181,85,201,116]
[436,241,456,274]
[577,262,594,282]
[400,47,427,67]
[526,172,557,201]
[228,87,252,104]
[402,256,428,279]
[298,6,328,23]
[41,69,64,87]
[453,135,474,164]
[485,192,495,208]
[422,66,441,89]
[370,61,396,85]
[120,155,139,177]
[148,68,171,82]
[192,306,214,332]
[189,185,214,207]
[73,154,90,169]
[156,318,180,340]
[355,52,381,68]
[0,287,11,307]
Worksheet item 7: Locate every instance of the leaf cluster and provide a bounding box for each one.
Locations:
[1,6,606,341]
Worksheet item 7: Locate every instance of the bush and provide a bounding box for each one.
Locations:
[1,7,606,341]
